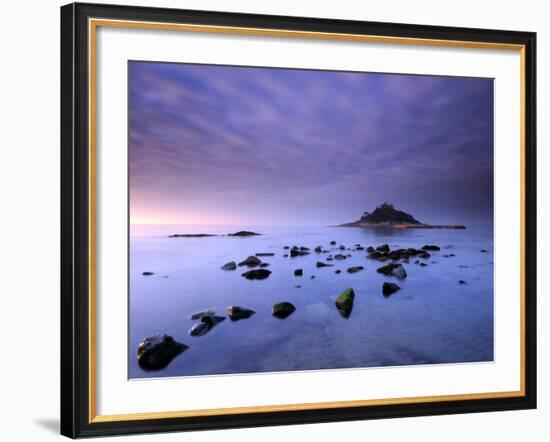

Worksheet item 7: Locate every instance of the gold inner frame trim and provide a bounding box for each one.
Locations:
[88,17,527,424]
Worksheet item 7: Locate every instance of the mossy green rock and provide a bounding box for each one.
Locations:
[335,288,355,318]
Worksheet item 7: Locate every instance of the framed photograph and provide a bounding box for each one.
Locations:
[60,2,536,438]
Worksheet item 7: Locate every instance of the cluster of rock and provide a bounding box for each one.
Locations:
[138,236,477,371]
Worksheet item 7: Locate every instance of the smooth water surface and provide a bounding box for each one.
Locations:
[129,224,493,378]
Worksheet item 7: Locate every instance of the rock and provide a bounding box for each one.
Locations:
[227,305,255,321]
[300,246,310,251]
[259,263,270,268]
[311,275,316,279]
[169,233,216,238]
[367,246,375,253]
[137,334,187,371]
[256,253,275,257]
[422,245,440,251]
[272,302,296,319]
[314,245,322,253]
[283,254,289,258]
[480,249,488,253]
[290,247,310,257]
[383,282,401,296]
[190,309,216,320]
[339,245,346,250]
[367,251,386,261]
[142,272,154,276]
[220,261,237,271]
[420,263,428,267]
[284,246,290,250]
[238,255,262,267]
[294,269,303,276]
[376,244,390,253]
[458,280,467,284]
[330,241,337,245]
[241,269,271,280]
[376,263,407,279]
[335,288,355,318]
[295,285,301,288]
[335,270,341,274]
[326,257,334,261]
[228,231,261,236]
[188,322,210,336]
[355,246,365,251]
[316,261,333,268]
[188,315,225,337]
[334,254,347,260]
[402,257,410,264]
[347,266,364,273]
[417,251,431,259]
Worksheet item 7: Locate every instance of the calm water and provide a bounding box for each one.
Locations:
[129,224,494,379]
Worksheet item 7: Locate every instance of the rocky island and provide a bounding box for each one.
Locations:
[339,202,466,229]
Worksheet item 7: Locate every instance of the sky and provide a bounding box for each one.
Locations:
[129,61,494,226]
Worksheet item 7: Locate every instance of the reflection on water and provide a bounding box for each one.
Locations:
[129,224,494,378]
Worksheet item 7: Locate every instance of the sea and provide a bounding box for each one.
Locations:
[129,224,494,379]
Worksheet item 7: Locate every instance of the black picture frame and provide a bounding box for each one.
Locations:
[61,2,537,438]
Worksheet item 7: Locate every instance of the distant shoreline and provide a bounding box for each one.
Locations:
[337,223,466,230]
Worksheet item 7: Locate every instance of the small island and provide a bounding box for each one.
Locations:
[339,202,466,229]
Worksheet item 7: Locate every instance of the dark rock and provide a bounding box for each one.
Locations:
[422,245,440,251]
[256,253,275,257]
[259,263,270,268]
[142,272,154,276]
[310,275,316,279]
[367,251,387,261]
[334,254,347,260]
[294,269,303,277]
[190,309,216,320]
[355,246,365,251]
[480,249,488,253]
[300,246,310,251]
[227,305,255,321]
[330,241,337,245]
[228,231,261,236]
[220,261,237,271]
[388,249,411,260]
[284,246,290,250]
[376,244,390,253]
[347,266,364,274]
[169,233,217,238]
[339,245,346,250]
[314,245,322,253]
[417,251,431,259]
[335,288,355,318]
[420,263,428,267]
[238,255,262,267]
[283,254,289,258]
[326,257,334,261]
[137,334,187,371]
[458,280,467,284]
[290,247,310,257]
[316,261,333,268]
[295,285,301,288]
[377,263,407,279]
[272,302,296,319]
[241,269,271,280]
[367,246,375,253]
[188,315,226,337]
[335,270,341,274]
[383,282,401,296]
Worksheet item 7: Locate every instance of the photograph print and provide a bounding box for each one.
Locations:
[129,61,494,378]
